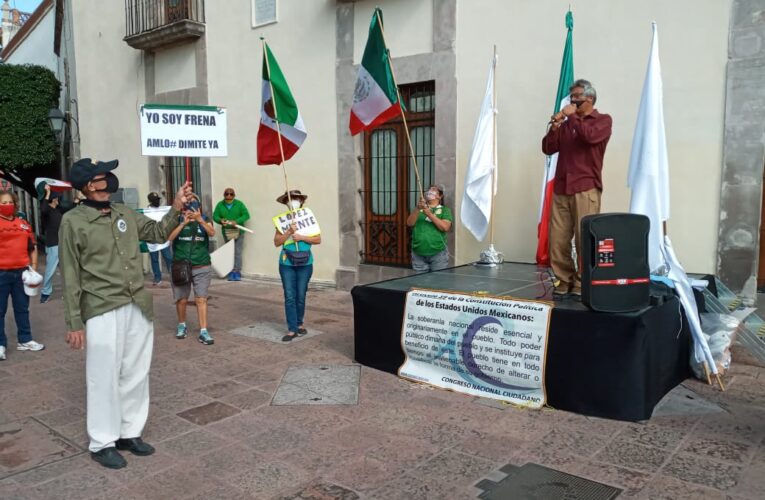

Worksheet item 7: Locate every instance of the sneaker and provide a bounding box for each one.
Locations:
[40,294,51,304]
[152,280,161,286]
[0,346,5,360]
[17,340,45,351]
[232,271,242,281]
[198,329,214,345]
[176,323,187,339]
[226,272,235,282]
[281,332,298,342]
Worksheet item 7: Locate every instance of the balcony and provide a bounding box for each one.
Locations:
[124,0,205,51]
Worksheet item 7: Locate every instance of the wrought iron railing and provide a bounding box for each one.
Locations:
[124,0,205,38]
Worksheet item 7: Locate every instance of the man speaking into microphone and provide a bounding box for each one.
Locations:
[542,79,612,298]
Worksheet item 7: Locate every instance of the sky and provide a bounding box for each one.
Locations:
[8,0,43,14]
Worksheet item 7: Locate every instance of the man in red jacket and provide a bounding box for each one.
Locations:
[542,79,612,298]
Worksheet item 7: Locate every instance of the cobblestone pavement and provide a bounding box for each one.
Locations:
[0,275,763,499]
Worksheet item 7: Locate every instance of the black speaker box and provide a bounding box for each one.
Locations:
[581,213,650,313]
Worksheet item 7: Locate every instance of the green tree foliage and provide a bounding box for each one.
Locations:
[0,64,61,169]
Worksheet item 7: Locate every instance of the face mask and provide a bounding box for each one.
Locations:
[289,200,301,210]
[93,173,119,193]
[0,205,15,218]
[425,191,437,201]
[149,198,160,208]
[185,199,201,212]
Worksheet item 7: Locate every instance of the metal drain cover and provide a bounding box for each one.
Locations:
[476,463,621,499]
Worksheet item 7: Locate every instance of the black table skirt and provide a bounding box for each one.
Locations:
[352,284,691,422]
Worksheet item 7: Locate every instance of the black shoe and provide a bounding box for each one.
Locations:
[91,447,127,469]
[297,327,308,336]
[115,437,155,456]
[281,333,298,342]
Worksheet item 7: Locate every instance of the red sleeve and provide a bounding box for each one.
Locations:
[542,126,561,155]
[572,114,612,144]
[27,227,35,252]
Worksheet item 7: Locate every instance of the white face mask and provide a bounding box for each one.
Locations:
[425,190,438,201]
[289,200,302,210]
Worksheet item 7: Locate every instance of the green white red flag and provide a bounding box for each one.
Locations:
[257,42,307,165]
[536,10,574,266]
[349,8,402,135]
[34,177,71,199]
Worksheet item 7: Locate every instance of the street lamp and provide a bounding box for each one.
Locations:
[48,108,65,137]
[47,108,66,180]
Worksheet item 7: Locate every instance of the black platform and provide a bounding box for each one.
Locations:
[352,262,692,422]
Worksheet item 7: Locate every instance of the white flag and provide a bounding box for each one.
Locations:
[627,22,670,274]
[461,56,497,241]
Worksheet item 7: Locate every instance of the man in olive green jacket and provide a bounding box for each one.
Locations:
[212,187,250,281]
[59,158,192,470]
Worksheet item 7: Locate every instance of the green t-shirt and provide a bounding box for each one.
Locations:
[172,217,211,266]
[412,205,452,256]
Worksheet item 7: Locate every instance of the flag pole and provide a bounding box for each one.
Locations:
[489,46,498,246]
[261,38,299,250]
[375,9,425,201]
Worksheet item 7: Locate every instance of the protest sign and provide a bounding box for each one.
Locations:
[399,289,552,408]
[272,207,320,244]
[140,104,228,157]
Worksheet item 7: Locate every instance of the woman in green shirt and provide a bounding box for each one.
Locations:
[168,196,216,345]
[406,184,453,272]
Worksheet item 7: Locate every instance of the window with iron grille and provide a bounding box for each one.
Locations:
[164,157,200,198]
[361,81,435,267]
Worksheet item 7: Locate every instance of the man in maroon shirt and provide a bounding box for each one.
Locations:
[542,79,612,297]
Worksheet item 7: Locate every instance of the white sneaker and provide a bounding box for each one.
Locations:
[17,340,45,352]
[0,346,5,360]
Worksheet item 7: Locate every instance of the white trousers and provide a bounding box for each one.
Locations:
[85,303,153,452]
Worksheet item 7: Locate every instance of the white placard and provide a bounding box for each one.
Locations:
[272,207,320,245]
[140,104,228,157]
[399,289,553,409]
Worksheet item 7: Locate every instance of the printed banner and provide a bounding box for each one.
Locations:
[272,207,320,245]
[137,206,172,252]
[399,289,553,408]
[140,104,228,157]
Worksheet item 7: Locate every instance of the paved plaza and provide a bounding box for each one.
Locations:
[0,275,764,499]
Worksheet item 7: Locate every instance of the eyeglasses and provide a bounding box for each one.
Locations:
[224,191,235,196]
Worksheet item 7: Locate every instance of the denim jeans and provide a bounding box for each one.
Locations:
[0,269,33,347]
[411,249,449,272]
[222,233,244,272]
[42,245,59,296]
[149,246,173,282]
[278,264,313,333]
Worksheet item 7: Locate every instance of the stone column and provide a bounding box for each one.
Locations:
[717,0,765,302]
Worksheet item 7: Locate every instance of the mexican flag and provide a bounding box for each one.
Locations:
[257,42,307,165]
[349,8,402,136]
[34,177,72,199]
[536,10,574,266]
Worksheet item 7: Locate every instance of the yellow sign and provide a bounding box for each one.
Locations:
[272,207,321,244]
